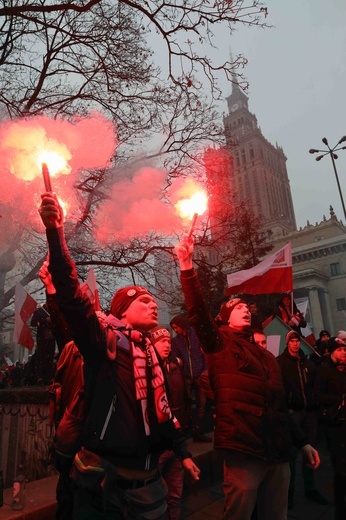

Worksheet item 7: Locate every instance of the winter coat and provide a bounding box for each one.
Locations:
[272,297,307,337]
[164,356,191,431]
[170,325,206,381]
[30,304,55,340]
[180,268,307,463]
[47,227,191,471]
[314,358,346,473]
[314,358,346,421]
[276,348,317,411]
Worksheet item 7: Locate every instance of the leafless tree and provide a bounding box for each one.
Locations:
[0,0,270,336]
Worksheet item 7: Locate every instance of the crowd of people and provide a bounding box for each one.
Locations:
[1,190,346,520]
[0,353,55,388]
[175,232,346,520]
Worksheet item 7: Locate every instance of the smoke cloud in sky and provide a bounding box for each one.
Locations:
[0,112,206,247]
[0,112,116,186]
[0,112,117,247]
[94,169,206,243]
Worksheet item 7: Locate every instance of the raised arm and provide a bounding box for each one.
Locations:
[38,193,104,368]
[174,235,222,354]
[174,234,194,271]
[39,259,71,352]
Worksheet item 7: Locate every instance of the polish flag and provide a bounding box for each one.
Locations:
[226,243,293,296]
[13,283,38,350]
[80,268,101,311]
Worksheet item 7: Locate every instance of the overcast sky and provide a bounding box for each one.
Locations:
[216,0,346,230]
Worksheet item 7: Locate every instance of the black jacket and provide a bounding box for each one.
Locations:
[272,299,307,337]
[164,356,191,431]
[47,227,191,471]
[314,357,346,421]
[276,348,317,411]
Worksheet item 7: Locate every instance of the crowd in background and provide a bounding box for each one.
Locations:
[1,267,346,519]
[0,352,58,388]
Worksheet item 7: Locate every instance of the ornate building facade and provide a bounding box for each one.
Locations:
[203,82,346,337]
[222,81,296,237]
[272,208,346,336]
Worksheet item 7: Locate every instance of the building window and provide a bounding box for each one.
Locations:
[336,298,346,311]
[330,262,341,276]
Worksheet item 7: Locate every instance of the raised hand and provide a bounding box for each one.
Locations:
[174,234,194,271]
[39,192,64,229]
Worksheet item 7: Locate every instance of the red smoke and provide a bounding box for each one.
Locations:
[94,169,207,243]
[0,114,116,202]
[0,112,116,247]
[0,113,207,246]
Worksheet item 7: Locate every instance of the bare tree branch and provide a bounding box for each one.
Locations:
[0,0,102,16]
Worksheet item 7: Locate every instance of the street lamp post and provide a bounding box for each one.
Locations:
[309,136,346,221]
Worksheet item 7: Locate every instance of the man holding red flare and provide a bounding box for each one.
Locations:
[38,192,200,520]
[174,232,320,520]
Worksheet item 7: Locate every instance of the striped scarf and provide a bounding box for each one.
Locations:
[102,313,172,436]
[132,337,173,435]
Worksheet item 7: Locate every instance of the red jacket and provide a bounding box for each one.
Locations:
[180,268,307,462]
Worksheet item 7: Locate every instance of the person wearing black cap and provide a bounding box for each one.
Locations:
[38,192,200,520]
[170,314,211,442]
[315,337,346,520]
[276,330,328,509]
[151,326,193,520]
[174,233,320,520]
[310,329,332,365]
[319,329,331,345]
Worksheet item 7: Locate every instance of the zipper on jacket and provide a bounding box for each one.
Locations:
[100,394,117,440]
[187,336,193,379]
[297,360,307,408]
[145,453,151,470]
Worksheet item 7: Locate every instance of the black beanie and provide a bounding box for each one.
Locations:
[328,337,346,354]
[218,298,247,325]
[319,330,330,340]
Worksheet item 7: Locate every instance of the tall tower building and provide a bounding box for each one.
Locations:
[222,82,297,238]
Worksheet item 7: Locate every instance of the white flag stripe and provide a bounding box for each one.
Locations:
[227,243,292,288]
[13,283,37,349]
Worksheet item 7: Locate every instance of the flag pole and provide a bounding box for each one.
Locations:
[290,292,294,316]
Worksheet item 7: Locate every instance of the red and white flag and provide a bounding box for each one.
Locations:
[13,283,38,350]
[296,299,316,347]
[226,243,293,296]
[80,268,101,311]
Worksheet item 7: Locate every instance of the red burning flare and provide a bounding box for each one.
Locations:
[175,190,208,236]
[37,150,70,180]
[0,114,117,239]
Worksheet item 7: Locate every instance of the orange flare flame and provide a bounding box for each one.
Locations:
[37,150,69,177]
[175,190,208,220]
